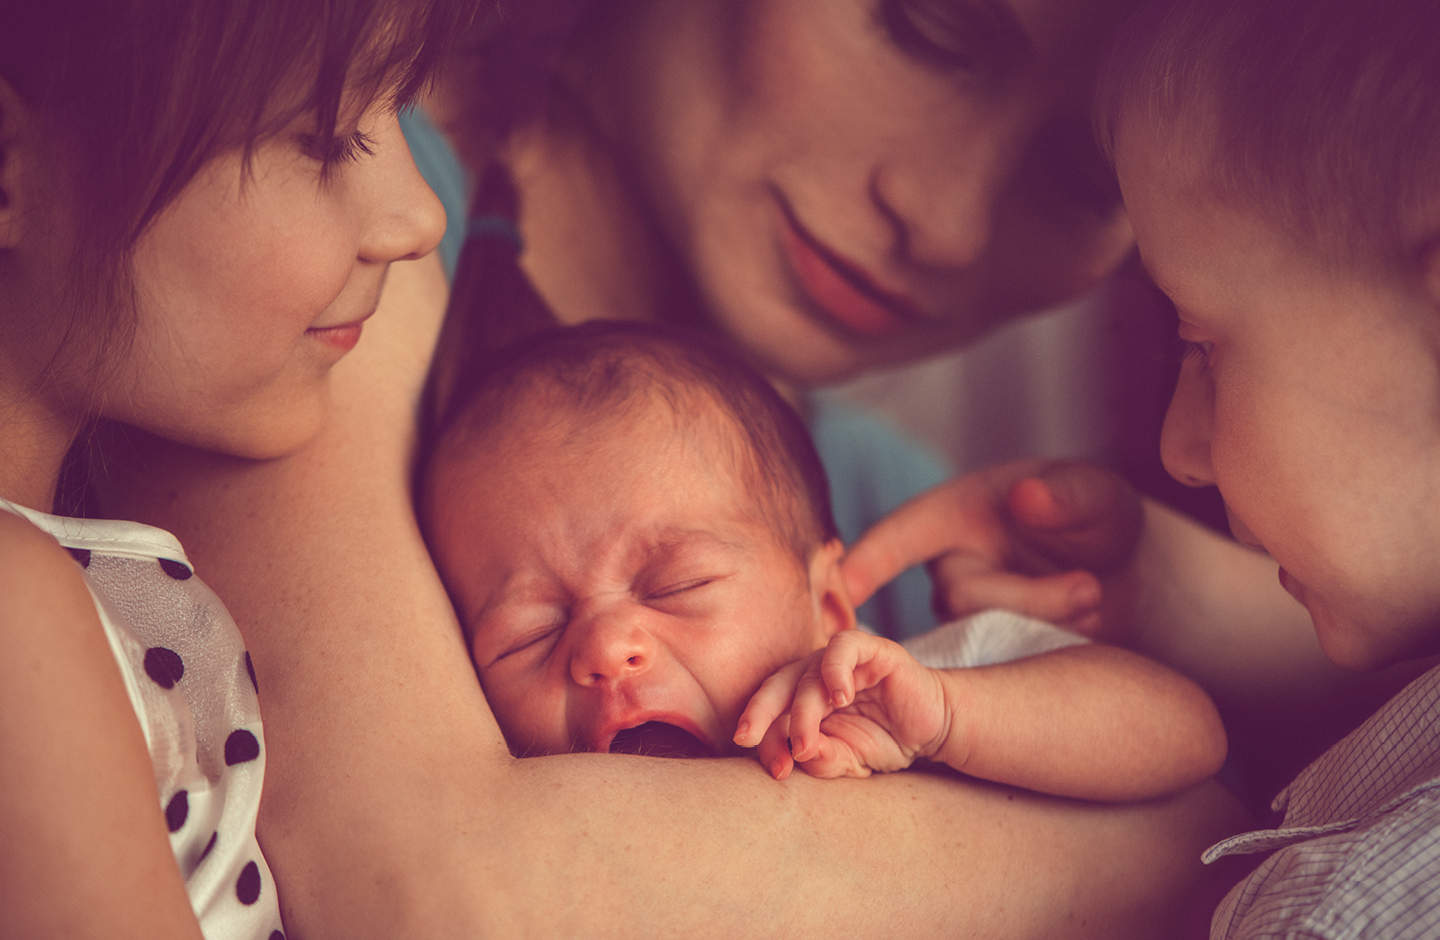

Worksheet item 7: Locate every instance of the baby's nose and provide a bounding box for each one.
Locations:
[568,606,656,687]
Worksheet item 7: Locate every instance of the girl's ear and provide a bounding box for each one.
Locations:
[808,538,858,640]
[0,79,38,250]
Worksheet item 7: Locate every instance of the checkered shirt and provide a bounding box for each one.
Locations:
[1205,663,1440,938]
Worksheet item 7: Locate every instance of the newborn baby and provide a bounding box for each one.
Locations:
[421,322,1223,799]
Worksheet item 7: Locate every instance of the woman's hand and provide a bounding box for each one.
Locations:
[735,630,950,781]
[840,460,1144,638]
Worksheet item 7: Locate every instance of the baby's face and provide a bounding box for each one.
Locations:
[1117,123,1440,670]
[426,395,846,757]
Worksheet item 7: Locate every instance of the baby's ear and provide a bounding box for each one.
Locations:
[808,538,857,639]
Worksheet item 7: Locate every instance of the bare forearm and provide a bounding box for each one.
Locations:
[1126,500,1436,800]
[104,259,1246,937]
[933,646,1226,802]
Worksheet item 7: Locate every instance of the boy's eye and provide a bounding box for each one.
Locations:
[1178,338,1214,365]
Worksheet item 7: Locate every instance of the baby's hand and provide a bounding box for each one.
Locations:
[733,631,951,780]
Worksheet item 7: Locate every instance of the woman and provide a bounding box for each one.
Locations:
[432,0,1142,638]
[108,0,1252,935]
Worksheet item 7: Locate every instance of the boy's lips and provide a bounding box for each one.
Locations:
[778,204,925,339]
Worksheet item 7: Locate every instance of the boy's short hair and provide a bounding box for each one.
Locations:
[1096,0,1440,271]
[426,320,841,561]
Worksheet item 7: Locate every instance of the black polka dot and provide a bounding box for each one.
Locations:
[270,931,285,940]
[159,557,193,580]
[165,790,189,832]
[67,547,91,568]
[225,729,260,766]
[236,861,261,905]
[198,830,218,864]
[245,651,259,694]
[144,647,185,689]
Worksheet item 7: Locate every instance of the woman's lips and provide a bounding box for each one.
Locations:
[779,209,923,339]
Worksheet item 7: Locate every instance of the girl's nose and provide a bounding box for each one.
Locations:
[568,605,657,687]
[356,114,447,265]
[1160,359,1218,488]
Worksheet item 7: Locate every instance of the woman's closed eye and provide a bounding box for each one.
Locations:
[878,0,1029,80]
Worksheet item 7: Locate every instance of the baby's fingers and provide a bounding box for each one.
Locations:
[754,711,794,780]
[735,659,808,748]
[786,659,840,763]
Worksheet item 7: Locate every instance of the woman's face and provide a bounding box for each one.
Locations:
[595,0,1138,384]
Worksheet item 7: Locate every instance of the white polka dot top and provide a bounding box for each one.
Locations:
[1,497,284,940]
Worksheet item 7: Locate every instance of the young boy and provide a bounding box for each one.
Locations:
[1097,0,1440,932]
[420,321,1225,800]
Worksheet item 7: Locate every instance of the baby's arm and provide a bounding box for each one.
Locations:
[738,623,1227,802]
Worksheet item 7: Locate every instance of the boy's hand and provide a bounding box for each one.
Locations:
[840,460,1143,638]
[734,631,952,781]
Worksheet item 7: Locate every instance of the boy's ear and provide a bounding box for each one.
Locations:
[0,78,38,250]
[808,538,858,640]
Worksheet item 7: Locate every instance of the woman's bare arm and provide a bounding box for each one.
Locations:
[106,255,1246,939]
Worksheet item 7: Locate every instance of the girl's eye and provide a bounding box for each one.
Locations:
[301,130,377,168]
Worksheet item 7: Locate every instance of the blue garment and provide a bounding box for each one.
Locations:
[810,396,954,640]
[399,108,469,282]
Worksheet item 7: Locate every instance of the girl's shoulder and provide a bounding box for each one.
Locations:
[0,502,95,629]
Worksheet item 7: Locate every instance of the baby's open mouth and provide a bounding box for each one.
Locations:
[608,721,715,759]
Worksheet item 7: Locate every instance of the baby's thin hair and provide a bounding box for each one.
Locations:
[426,321,840,562]
[1095,0,1440,271]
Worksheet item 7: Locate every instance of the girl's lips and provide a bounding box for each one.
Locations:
[779,209,923,339]
[306,322,364,352]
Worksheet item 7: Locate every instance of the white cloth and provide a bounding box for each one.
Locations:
[1204,663,1440,938]
[1,498,283,940]
[901,608,1090,668]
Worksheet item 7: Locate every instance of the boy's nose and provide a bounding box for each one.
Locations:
[568,605,656,687]
[1160,361,1217,488]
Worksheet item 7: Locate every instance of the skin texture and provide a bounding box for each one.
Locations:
[426,396,849,758]
[105,254,1252,939]
[1116,123,1440,672]
[486,0,1138,385]
[0,73,443,939]
[427,388,1223,794]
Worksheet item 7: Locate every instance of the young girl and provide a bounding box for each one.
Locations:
[0,1,466,936]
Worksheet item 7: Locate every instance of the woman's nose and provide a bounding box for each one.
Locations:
[1160,360,1218,488]
[568,605,657,687]
[356,114,447,265]
[870,132,1006,271]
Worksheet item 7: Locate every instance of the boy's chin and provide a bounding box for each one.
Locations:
[608,721,716,759]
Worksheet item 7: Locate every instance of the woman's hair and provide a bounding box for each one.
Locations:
[1094,0,1440,271]
[0,0,475,374]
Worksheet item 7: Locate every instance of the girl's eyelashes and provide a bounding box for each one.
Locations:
[300,130,377,168]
